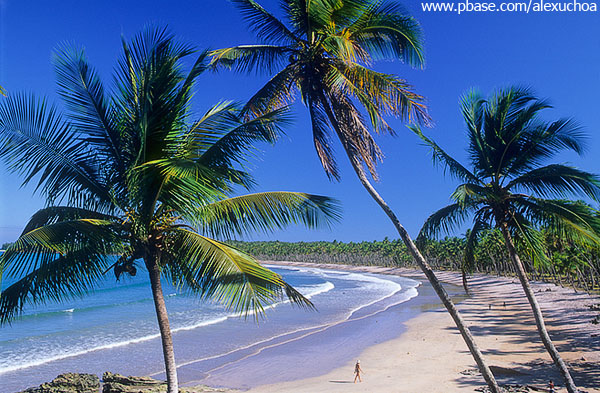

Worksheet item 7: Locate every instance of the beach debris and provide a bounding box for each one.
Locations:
[460,368,478,376]
[17,373,100,393]
[476,384,547,392]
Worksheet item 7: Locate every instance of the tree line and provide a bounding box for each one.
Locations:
[229,230,600,294]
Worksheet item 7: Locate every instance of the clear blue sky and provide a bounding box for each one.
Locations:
[0,0,599,244]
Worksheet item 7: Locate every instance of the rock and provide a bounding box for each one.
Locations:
[489,366,528,376]
[18,373,100,393]
[102,372,167,393]
[17,372,231,393]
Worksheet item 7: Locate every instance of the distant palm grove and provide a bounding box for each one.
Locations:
[230,233,600,293]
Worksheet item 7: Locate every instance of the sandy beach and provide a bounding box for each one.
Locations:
[249,262,599,393]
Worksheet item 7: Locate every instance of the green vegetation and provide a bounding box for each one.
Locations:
[0,27,340,393]
[413,86,600,393]
[230,233,600,293]
[1,242,13,250]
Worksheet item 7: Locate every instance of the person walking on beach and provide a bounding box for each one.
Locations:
[354,360,363,383]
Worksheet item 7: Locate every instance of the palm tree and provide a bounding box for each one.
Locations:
[414,86,600,393]
[210,1,500,390]
[0,27,340,393]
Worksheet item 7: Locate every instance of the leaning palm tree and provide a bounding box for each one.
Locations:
[414,86,600,393]
[0,27,340,393]
[210,1,500,390]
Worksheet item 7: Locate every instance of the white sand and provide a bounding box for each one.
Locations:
[248,262,599,393]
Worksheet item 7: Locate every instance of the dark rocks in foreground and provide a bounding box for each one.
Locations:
[17,372,231,393]
[17,373,100,393]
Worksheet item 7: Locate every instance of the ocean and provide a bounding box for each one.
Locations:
[0,264,431,392]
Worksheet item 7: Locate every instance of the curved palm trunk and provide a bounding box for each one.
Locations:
[500,223,578,393]
[318,95,500,392]
[353,168,500,393]
[145,254,179,393]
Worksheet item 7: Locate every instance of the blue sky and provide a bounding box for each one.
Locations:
[0,0,599,244]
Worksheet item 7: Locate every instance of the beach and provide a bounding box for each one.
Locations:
[249,262,600,393]
[3,262,599,393]
[2,264,430,392]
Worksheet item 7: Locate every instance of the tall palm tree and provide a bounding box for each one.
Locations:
[414,86,600,393]
[210,1,500,390]
[0,27,340,393]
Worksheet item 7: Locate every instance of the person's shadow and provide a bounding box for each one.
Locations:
[329,380,354,383]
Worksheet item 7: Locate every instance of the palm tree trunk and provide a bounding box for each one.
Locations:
[318,94,500,392]
[146,254,179,393]
[352,168,500,393]
[500,223,578,393]
[461,267,471,295]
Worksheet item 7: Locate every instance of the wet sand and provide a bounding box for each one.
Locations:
[248,262,599,393]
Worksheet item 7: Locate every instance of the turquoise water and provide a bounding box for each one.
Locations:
[0,264,422,392]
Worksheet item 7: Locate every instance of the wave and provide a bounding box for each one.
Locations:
[304,281,335,299]
[169,280,420,378]
[0,314,231,375]
[0,267,417,376]
[16,296,156,321]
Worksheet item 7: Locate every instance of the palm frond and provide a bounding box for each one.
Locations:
[165,229,313,316]
[0,248,114,324]
[348,1,425,67]
[22,206,119,234]
[512,197,600,249]
[197,192,341,238]
[209,45,293,74]
[506,118,587,176]
[327,91,383,180]
[0,94,112,207]
[410,125,481,184]
[418,203,473,241]
[280,0,310,36]
[231,0,301,45]
[113,26,196,165]
[133,158,228,217]
[329,63,430,128]
[242,64,299,116]
[198,106,291,168]
[508,212,550,267]
[307,97,339,180]
[460,89,491,177]
[507,164,600,201]
[2,219,119,278]
[52,45,124,175]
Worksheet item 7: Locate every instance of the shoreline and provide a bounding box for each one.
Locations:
[8,262,599,393]
[6,263,437,392]
[175,265,451,390]
[247,261,600,393]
